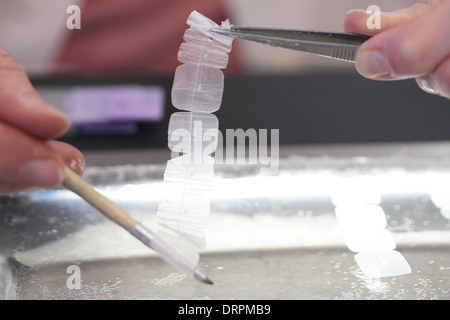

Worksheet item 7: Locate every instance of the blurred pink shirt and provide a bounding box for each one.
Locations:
[53,0,242,76]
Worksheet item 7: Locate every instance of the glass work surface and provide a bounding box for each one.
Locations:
[11,246,449,300]
[1,143,449,300]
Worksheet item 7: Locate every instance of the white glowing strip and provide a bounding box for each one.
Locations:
[168,112,219,153]
[31,170,450,204]
[335,204,387,230]
[210,171,441,200]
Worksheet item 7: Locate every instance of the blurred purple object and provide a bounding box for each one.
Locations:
[75,122,138,135]
[38,85,165,130]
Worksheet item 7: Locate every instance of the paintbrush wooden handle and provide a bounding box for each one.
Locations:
[62,166,136,231]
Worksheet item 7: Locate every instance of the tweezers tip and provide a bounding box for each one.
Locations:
[210,27,233,35]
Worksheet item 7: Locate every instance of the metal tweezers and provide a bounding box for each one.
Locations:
[211,27,371,63]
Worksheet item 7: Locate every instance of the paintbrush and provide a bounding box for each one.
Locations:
[61,166,213,284]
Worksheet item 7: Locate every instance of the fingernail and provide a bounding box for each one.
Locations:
[346,9,367,14]
[416,75,440,95]
[356,50,392,78]
[20,159,64,187]
[66,158,85,175]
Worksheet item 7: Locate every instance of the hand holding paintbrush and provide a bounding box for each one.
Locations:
[62,166,213,284]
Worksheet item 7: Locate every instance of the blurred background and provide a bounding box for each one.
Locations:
[0,0,417,75]
[2,2,450,301]
[1,0,449,153]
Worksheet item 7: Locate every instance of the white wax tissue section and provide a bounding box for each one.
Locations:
[355,251,412,278]
[183,27,232,54]
[185,10,233,47]
[156,10,234,266]
[168,112,219,154]
[333,186,411,278]
[171,64,224,113]
[178,41,230,69]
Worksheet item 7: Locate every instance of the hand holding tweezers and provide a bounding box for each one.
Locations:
[211,26,371,63]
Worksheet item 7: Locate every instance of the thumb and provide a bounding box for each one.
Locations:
[354,1,450,82]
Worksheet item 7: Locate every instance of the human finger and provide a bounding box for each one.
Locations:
[344,0,443,35]
[354,0,450,80]
[0,47,69,139]
[45,140,85,176]
[0,122,65,194]
[416,55,450,98]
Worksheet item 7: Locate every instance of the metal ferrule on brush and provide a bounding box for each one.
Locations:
[129,222,156,247]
